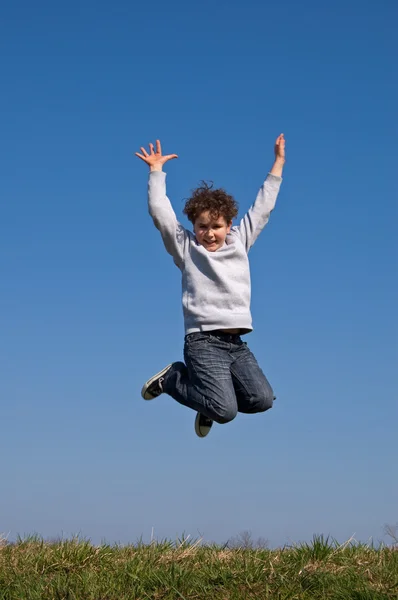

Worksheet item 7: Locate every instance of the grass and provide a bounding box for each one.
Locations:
[0,534,397,599]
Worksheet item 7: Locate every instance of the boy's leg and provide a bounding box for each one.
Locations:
[230,342,274,414]
[163,333,238,424]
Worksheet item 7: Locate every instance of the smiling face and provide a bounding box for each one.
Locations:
[193,211,232,252]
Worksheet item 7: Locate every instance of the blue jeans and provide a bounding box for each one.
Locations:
[163,331,274,424]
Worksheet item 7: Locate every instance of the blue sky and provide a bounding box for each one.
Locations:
[1,0,397,547]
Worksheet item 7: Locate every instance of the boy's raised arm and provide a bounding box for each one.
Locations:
[236,134,286,252]
[136,140,187,267]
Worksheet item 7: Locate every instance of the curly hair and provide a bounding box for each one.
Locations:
[183,181,239,224]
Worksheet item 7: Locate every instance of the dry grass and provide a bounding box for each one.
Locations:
[0,534,397,599]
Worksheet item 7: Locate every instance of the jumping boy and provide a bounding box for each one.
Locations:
[135,134,285,438]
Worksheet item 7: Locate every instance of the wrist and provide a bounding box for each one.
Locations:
[274,157,286,165]
[270,158,285,177]
[150,165,163,172]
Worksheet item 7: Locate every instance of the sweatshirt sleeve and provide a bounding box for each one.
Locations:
[234,173,282,252]
[147,171,187,268]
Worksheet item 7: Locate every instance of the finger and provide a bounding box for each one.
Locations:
[135,152,148,161]
[163,154,178,161]
[149,143,155,155]
[140,147,149,157]
[156,139,162,154]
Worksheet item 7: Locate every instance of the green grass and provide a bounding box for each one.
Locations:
[0,534,397,599]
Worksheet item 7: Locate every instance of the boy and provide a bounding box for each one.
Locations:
[135,135,285,438]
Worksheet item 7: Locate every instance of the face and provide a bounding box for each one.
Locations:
[193,211,232,252]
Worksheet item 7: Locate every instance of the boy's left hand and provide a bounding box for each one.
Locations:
[274,134,286,162]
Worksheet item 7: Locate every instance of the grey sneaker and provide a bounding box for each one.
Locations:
[141,364,173,400]
[194,412,213,438]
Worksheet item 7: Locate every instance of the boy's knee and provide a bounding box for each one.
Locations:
[254,390,274,412]
[213,404,238,424]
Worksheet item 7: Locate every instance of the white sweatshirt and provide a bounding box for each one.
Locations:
[148,171,282,334]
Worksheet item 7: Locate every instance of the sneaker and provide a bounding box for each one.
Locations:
[141,364,173,400]
[194,412,213,438]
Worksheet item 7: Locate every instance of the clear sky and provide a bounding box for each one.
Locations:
[1,0,397,547]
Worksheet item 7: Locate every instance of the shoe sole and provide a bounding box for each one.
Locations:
[141,364,172,400]
[194,412,213,438]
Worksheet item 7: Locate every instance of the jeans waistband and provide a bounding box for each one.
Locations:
[209,330,242,342]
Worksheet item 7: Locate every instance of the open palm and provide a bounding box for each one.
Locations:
[274,133,285,161]
[135,139,178,171]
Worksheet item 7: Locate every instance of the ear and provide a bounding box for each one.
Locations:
[226,221,232,234]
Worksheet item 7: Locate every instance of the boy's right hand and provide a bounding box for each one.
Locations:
[135,140,178,172]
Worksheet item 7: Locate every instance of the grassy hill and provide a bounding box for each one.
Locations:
[0,535,397,599]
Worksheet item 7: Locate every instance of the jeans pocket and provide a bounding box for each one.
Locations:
[185,333,212,345]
